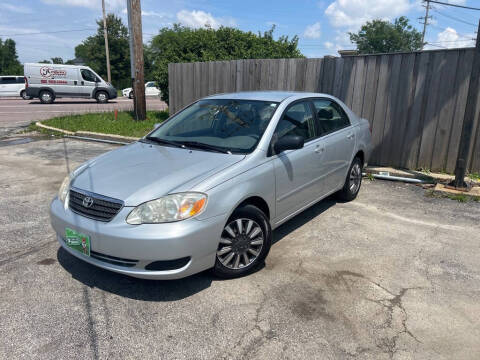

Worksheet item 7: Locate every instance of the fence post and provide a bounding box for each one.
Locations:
[451,19,480,188]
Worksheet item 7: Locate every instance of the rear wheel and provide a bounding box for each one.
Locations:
[128,91,133,99]
[337,157,363,201]
[95,91,108,103]
[20,90,31,100]
[213,205,271,278]
[39,90,54,104]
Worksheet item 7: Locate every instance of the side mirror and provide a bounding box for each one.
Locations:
[154,123,162,129]
[273,135,304,154]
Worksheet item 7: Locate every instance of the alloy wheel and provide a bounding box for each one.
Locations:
[349,162,362,194]
[216,218,264,270]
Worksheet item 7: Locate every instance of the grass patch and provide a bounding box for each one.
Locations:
[468,172,480,182]
[425,189,479,202]
[40,110,169,138]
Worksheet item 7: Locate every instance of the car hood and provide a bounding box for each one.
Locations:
[71,142,245,206]
[122,87,132,92]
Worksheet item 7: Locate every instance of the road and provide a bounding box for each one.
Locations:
[0,97,167,136]
[1,134,479,359]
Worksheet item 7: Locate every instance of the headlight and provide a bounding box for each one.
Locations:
[126,193,207,225]
[58,175,71,205]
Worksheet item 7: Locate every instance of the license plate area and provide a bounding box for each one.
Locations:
[65,228,90,256]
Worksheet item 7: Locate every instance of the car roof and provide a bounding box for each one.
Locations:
[204,91,333,102]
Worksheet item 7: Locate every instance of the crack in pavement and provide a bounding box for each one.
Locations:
[330,271,424,359]
[222,285,275,360]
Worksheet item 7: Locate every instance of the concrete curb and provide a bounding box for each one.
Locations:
[35,121,140,143]
[35,122,75,136]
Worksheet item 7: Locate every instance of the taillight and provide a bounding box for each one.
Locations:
[24,76,28,88]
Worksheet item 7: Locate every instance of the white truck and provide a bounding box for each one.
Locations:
[24,63,117,104]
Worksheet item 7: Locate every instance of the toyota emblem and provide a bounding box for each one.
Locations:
[82,196,94,208]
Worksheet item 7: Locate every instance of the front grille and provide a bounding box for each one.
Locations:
[69,187,123,222]
[90,250,138,267]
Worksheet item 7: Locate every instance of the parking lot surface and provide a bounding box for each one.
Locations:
[0,97,167,137]
[1,135,479,359]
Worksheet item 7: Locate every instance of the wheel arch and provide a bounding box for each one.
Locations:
[354,150,365,166]
[235,196,270,220]
[92,88,109,99]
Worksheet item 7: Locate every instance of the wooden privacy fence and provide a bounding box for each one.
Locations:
[168,48,480,173]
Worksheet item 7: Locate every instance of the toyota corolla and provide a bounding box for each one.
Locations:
[50,91,372,279]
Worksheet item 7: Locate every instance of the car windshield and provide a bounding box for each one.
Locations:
[148,99,279,154]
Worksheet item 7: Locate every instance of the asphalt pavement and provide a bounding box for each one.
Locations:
[1,134,479,359]
[0,96,167,137]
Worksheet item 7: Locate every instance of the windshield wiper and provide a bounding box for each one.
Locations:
[179,141,232,154]
[144,136,185,148]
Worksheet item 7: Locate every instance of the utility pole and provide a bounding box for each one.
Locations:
[126,0,146,121]
[420,0,431,49]
[450,19,480,189]
[101,0,111,83]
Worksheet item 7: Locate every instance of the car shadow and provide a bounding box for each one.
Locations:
[57,195,338,301]
[57,247,215,301]
[272,195,338,245]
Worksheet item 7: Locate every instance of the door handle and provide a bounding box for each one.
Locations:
[347,133,355,140]
[81,81,84,85]
[74,81,77,85]
[315,145,325,154]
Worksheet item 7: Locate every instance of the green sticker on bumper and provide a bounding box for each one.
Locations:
[65,228,90,256]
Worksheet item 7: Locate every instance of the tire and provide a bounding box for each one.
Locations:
[95,91,109,103]
[20,90,31,100]
[337,157,363,201]
[128,91,133,99]
[39,90,54,104]
[213,205,272,278]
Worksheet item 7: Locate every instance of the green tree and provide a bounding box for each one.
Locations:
[75,14,131,88]
[0,38,23,75]
[149,25,303,102]
[51,57,64,64]
[349,17,423,54]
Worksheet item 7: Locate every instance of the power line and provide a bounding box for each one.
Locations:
[432,8,478,27]
[429,23,476,37]
[427,0,480,11]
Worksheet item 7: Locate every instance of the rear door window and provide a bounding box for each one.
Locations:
[313,99,351,135]
[1,77,17,84]
[16,77,25,84]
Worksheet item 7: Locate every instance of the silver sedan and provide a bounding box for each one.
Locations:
[50,91,372,279]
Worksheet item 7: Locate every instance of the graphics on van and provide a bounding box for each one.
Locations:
[40,66,66,78]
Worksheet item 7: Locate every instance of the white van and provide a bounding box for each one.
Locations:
[0,76,31,99]
[24,63,117,104]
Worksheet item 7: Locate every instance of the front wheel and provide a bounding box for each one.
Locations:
[337,157,363,201]
[213,205,272,278]
[128,91,133,99]
[95,91,108,103]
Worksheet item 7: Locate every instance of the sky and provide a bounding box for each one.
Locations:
[0,0,478,63]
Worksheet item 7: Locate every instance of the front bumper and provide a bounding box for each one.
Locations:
[50,197,226,279]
